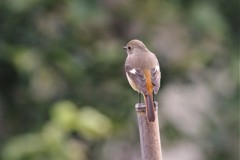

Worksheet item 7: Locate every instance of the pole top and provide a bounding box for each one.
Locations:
[135,101,158,112]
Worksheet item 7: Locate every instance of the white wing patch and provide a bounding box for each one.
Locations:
[155,65,160,71]
[129,68,137,74]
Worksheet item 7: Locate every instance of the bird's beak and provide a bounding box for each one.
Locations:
[123,46,127,49]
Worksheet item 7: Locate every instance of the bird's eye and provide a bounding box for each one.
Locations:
[128,46,132,50]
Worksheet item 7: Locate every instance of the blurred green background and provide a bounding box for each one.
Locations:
[0,0,239,160]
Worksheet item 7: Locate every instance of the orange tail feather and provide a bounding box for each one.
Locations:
[145,94,155,122]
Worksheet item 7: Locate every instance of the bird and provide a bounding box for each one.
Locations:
[124,39,161,122]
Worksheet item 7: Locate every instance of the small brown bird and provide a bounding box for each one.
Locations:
[124,39,161,122]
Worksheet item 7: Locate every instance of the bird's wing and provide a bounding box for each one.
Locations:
[151,66,161,94]
[125,65,148,95]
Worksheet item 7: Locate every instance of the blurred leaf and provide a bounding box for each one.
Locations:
[12,47,42,74]
[51,100,78,131]
[2,133,45,160]
[76,107,113,140]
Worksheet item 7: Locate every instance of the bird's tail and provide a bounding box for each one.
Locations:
[144,94,155,122]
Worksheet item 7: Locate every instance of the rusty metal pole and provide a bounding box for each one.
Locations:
[135,102,162,160]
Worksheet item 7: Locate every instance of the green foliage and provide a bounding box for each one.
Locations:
[2,100,113,160]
